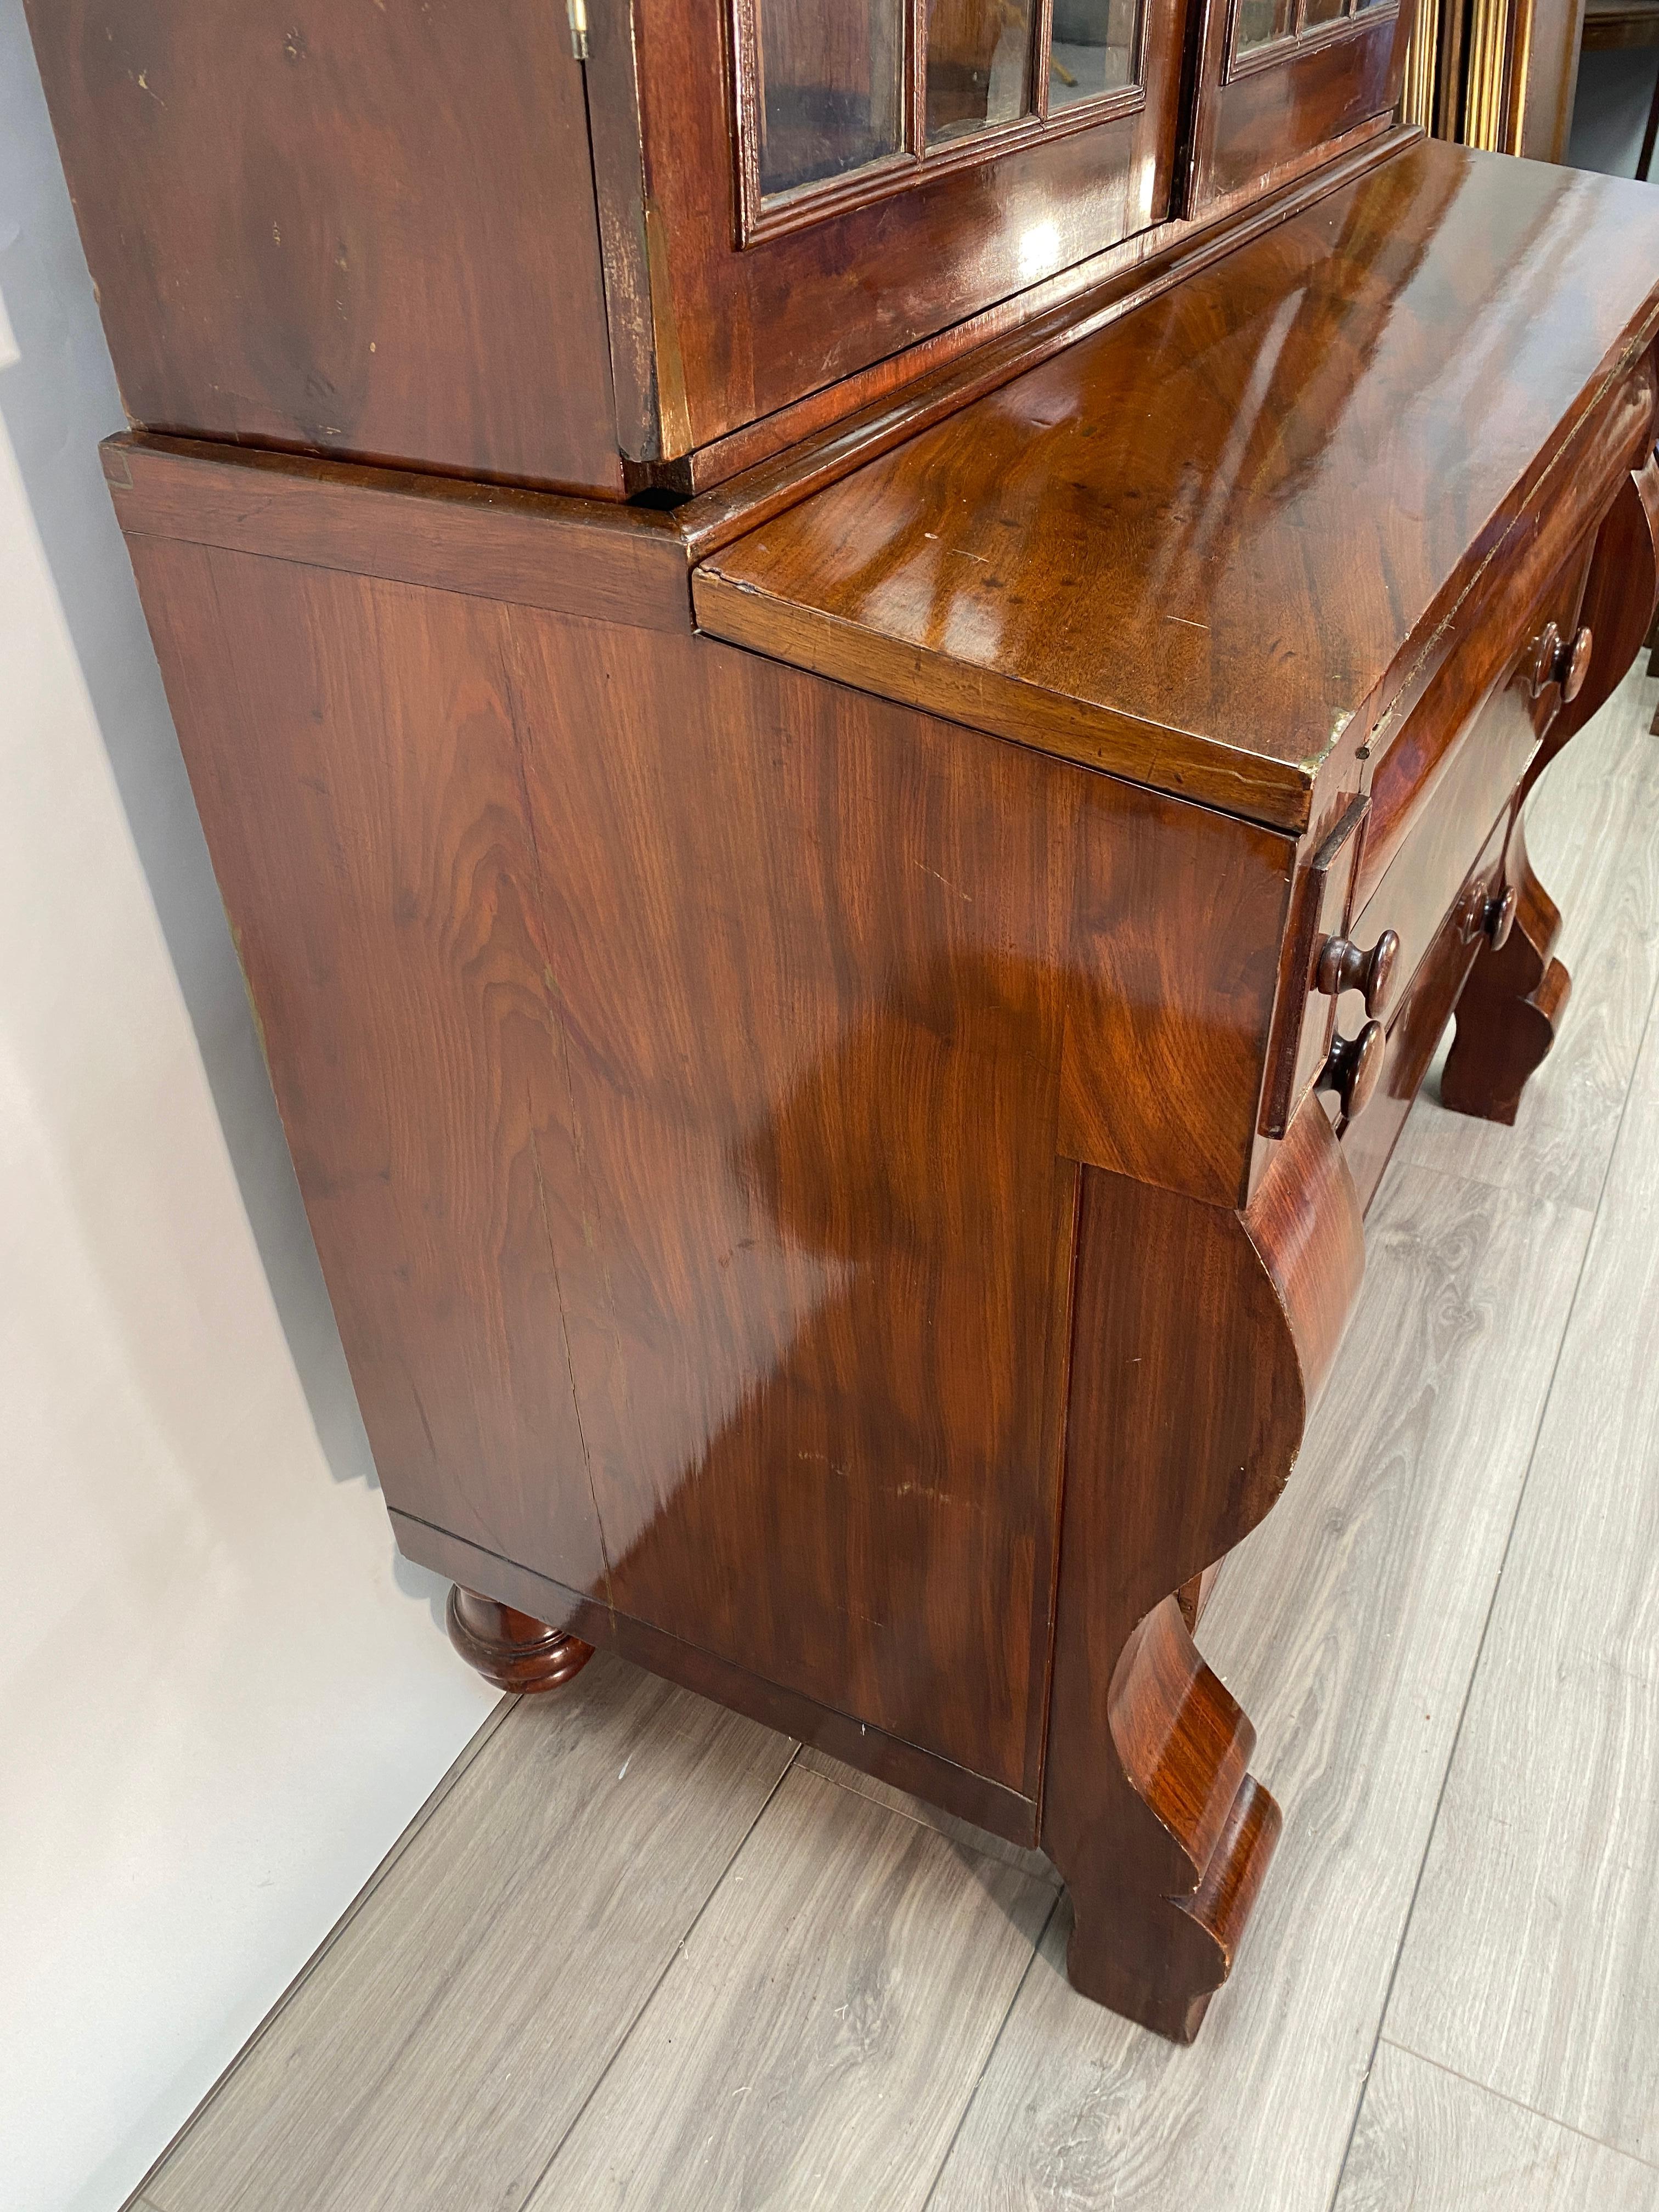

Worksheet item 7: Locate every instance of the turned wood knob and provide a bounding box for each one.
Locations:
[1458,878,1517,949]
[1528,620,1593,701]
[1484,883,1519,948]
[1560,624,1593,703]
[1316,926,1400,1017]
[1318,1019,1385,1119]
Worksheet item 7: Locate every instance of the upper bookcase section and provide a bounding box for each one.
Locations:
[25,0,1414,498]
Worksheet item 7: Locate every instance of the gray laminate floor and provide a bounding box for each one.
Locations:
[127,659,1659,2212]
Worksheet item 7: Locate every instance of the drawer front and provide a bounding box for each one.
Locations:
[1348,679,1530,1014]
[1346,542,1592,1017]
[1357,356,1650,906]
[1263,538,1591,1141]
[1339,815,1508,1212]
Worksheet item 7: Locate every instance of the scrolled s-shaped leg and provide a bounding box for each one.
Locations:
[1440,814,1570,1126]
[1444,449,1659,1125]
[1042,1097,1364,2041]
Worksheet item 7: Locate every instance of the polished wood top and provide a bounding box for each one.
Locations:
[697,139,1659,833]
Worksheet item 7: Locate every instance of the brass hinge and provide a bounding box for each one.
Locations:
[566,0,589,60]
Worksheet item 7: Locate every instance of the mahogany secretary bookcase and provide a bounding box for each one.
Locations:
[26,0,1659,2040]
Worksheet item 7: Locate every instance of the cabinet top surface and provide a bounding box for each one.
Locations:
[697,139,1659,832]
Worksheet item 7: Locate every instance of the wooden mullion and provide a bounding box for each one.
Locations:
[909,0,930,153]
[1034,0,1056,120]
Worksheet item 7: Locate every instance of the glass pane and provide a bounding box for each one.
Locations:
[1301,0,1348,22]
[926,0,1033,145]
[755,0,906,198]
[1232,0,1295,48]
[1048,0,1139,108]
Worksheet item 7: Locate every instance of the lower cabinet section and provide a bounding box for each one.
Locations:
[94,178,1659,2041]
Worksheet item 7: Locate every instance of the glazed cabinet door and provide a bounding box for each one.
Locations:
[1184,0,1415,215]
[588,0,1189,463]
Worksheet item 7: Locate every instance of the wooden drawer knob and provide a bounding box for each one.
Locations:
[1528,620,1593,702]
[1317,926,1400,1017]
[1458,878,1517,949]
[1560,624,1593,703]
[1318,1019,1385,1120]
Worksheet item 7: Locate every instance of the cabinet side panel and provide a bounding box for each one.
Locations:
[1059,784,1295,1209]
[501,621,1083,1795]
[26,0,624,496]
[126,537,610,1594]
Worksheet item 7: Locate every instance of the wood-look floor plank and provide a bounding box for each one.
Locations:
[120,1692,521,2212]
[795,1744,1060,1887]
[146,1655,795,2212]
[527,1765,1056,2211]
[1335,2041,1659,2210]
[1398,662,1659,1212]
[1384,1002,1659,2165]
[927,1161,1591,2212]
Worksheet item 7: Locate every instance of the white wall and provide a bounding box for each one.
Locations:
[0,9,498,2208]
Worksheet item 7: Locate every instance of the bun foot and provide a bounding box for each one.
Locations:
[445,1585,594,1693]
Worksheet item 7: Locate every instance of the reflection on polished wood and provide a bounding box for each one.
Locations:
[26,0,1659,2046]
[699,143,1659,835]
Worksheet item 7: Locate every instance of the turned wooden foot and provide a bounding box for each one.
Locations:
[445,1585,595,1692]
[1440,821,1570,1126]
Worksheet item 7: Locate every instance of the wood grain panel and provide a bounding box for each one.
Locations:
[104,437,694,634]
[145,1660,796,2212]
[524,1765,1055,2212]
[1059,787,1294,1206]
[496,612,1082,1796]
[1336,2042,1659,2211]
[119,467,1314,1813]
[24,0,624,494]
[128,538,608,1592]
[1384,1009,1659,2164]
[930,1162,1589,2207]
[388,1510,1040,1844]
